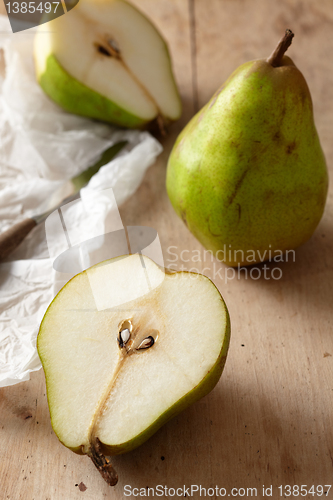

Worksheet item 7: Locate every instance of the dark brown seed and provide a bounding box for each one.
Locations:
[136,336,155,350]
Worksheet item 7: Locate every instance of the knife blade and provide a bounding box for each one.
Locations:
[0,140,128,261]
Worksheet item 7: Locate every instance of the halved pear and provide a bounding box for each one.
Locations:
[34,0,182,128]
[37,254,230,486]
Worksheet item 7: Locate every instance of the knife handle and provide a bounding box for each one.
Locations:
[0,218,37,261]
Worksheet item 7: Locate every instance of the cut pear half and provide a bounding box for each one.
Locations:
[37,254,230,486]
[34,0,182,128]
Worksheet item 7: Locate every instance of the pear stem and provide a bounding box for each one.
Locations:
[266,29,294,67]
[89,439,118,487]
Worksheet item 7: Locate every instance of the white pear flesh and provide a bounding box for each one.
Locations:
[34,0,182,126]
[38,255,230,458]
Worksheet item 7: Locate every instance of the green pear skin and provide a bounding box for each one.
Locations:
[166,31,328,267]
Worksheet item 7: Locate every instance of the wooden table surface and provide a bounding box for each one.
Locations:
[1,1,333,499]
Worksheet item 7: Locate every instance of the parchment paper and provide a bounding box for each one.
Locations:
[0,15,163,387]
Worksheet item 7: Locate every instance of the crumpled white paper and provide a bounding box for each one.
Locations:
[0,15,163,387]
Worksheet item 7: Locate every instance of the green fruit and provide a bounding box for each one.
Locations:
[37,254,230,486]
[166,30,328,266]
[34,0,181,128]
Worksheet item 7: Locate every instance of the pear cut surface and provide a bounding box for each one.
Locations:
[38,255,229,454]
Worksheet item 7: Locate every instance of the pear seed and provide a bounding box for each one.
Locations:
[136,336,155,350]
[120,329,130,343]
[107,39,120,57]
[118,328,130,348]
[96,44,112,57]
[120,328,130,343]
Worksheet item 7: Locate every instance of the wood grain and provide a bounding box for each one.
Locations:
[0,1,332,499]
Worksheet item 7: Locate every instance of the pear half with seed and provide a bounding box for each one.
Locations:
[34,0,182,128]
[37,254,230,486]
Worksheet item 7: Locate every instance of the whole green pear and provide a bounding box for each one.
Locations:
[166,30,328,267]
